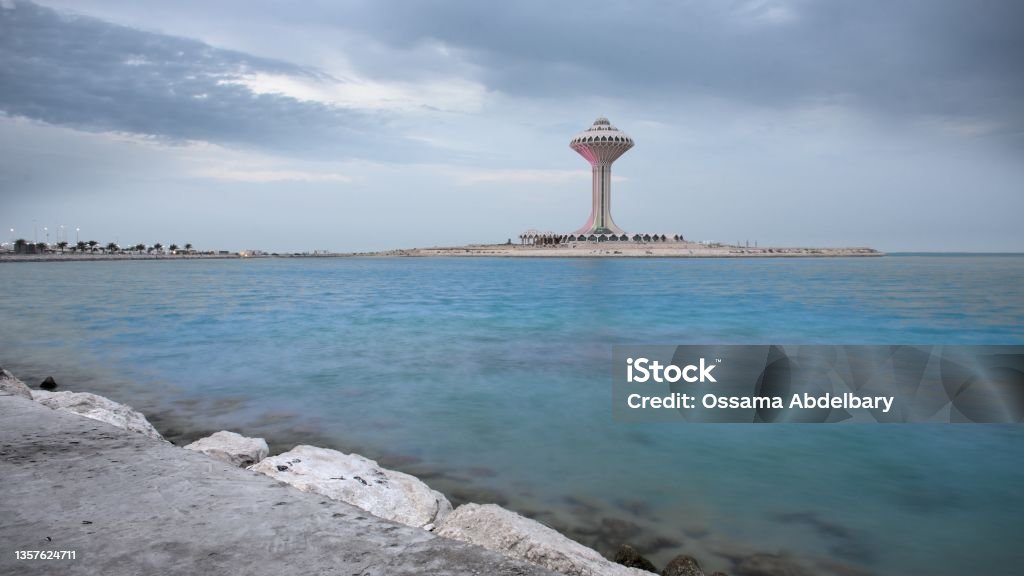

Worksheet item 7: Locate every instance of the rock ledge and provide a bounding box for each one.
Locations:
[185,430,269,467]
[252,444,452,529]
[31,389,164,440]
[0,368,32,400]
[436,503,650,576]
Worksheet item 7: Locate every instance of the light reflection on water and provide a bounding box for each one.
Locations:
[2,255,1023,575]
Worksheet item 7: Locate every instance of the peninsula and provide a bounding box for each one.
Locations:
[365,117,882,259]
[360,242,883,258]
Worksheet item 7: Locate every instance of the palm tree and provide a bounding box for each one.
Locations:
[35,242,47,253]
[169,244,179,254]
[76,241,87,253]
[184,243,193,254]
[57,241,68,253]
[154,242,163,253]
[87,240,99,253]
[106,242,119,253]
[135,243,145,253]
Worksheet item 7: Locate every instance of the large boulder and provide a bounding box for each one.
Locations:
[184,430,269,467]
[614,544,657,573]
[661,555,705,576]
[32,390,164,440]
[251,445,451,529]
[0,368,32,400]
[435,503,650,576]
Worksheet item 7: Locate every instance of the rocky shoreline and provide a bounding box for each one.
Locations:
[1,367,844,576]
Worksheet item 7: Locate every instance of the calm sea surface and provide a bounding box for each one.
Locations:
[2,255,1023,575]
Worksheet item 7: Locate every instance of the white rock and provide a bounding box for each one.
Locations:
[184,430,269,467]
[251,445,451,529]
[435,503,650,576]
[0,368,32,400]
[32,390,164,440]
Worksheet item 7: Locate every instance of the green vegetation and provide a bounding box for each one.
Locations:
[5,237,207,257]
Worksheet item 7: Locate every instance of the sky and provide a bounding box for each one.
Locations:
[1,0,1022,252]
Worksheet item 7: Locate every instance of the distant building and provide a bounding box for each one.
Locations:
[13,240,46,254]
[519,117,683,245]
[569,117,633,236]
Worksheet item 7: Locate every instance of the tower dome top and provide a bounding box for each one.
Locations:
[569,117,634,148]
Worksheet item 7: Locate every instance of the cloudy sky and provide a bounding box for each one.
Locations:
[1,0,1022,252]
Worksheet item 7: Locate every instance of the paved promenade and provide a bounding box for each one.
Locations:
[0,394,553,576]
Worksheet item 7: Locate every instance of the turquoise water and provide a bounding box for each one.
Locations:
[2,255,1023,575]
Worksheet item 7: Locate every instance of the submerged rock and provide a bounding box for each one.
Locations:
[0,368,33,400]
[184,430,269,467]
[40,376,58,390]
[31,390,163,440]
[614,544,657,572]
[434,503,650,576]
[251,445,451,529]
[662,555,705,576]
[733,553,813,576]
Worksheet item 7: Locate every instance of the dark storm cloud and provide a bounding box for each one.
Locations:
[3,0,1022,152]
[0,1,409,157]
[337,0,1023,134]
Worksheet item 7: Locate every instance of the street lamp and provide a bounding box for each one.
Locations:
[76,227,80,243]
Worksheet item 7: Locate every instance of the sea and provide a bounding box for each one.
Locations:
[2,254,1022,575]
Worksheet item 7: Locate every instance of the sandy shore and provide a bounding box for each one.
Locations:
[2,242,883,262]
[360,242,884,258]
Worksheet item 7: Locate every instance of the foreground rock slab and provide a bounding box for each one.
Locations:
[0,394,556,576]
[0,368,32,400]
[184,430,269,467]
[436,503,651,576]
[32,390,164,440]
[252,445,452,529]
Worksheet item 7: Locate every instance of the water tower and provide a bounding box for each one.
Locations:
[569,117,634,235]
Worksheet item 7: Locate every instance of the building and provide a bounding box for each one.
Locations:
[519,117,683,245]
[569,117,633,235]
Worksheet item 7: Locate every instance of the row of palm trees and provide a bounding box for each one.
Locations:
[13,238,194,255]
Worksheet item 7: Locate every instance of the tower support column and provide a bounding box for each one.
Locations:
[570,117,632,236]
[576,163,622,235]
